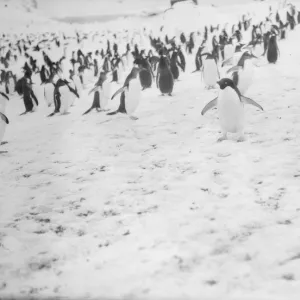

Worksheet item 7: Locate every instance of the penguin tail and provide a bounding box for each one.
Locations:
[47,112,56,117]
[83,107,93,115]
[107,110,119,115]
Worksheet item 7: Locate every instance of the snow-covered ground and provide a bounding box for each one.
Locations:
[1,0,300,299]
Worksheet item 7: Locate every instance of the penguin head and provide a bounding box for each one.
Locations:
[217,78,235,90]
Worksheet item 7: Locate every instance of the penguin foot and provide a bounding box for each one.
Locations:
[20,111,29,116]
[130,116,138,121]
[237,135,246,142]
[0,141,8,146]
[217,134,227,143]
[47,112,57,117]
[107,110,119,115]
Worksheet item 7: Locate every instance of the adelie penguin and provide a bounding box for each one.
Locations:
[0,91,9,113]
[47,75,79,117]
[226,50,257,95]
[107,67,142,120]
[0,110,9,147]
[201,52,220,89]
[15,72,39,115]
[170,50,182,80]
[156,51,174,96]
[192,46,204,73]
[133,57,153,90]
[201,78,263,142]
[267,33,279,64]
[83,71,111,115]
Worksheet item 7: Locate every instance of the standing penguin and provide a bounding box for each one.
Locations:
[107,67,142,120]
[267,34,279,64]
[0,91,9,113]
[201,52,220,89]
[133,57,153,90]
[0,111,9,146]
[83,71,111,115]
[226,51,257,94]
[16,73,39,115]
[201,78,263,142]
[170,50,180,80]
[156,52,174,96]
[48,77,79,117]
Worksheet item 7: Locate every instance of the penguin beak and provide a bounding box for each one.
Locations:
[251,53,258,59]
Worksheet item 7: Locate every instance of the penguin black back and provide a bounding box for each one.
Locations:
[157,55,174,95]
[267,34,279,63]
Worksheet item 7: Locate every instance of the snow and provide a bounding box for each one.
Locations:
[1,0,300,299]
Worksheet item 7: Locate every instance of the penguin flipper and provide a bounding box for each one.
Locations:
[0,112,9,124]
[111,87,125,100]
[107,110,119,115]
[88,86,98,95]
[0,91,9,100]
[241,96,264,111]
[201,97,218,115]
[226,66,242,74]
[83,107,93,115]
[221,57,232,67]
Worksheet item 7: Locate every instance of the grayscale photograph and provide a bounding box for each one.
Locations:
[0,0,299,299]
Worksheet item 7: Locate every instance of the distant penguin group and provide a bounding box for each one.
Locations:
[0,1,299,149]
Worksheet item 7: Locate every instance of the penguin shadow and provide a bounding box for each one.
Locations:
[0,141,8,154]
[159,94,173,97]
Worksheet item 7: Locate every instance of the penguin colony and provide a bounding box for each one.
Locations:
[0,3,298,145]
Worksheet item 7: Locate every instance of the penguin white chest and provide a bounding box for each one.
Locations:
[0,95,8,113]
[125,79,141,115]
[73,75,82,96]
[58,86,71,114]
[44,84,55,107]
[100,81,111,109]
[8,77,15,94]
[224,44,234,61]
[217,87,245,133]
[238,61,254,94]
[203,59,219,87]
[0,118,7,144]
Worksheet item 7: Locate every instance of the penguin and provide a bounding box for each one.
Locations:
[133,57,153,90]
[16,73,39,115]
[193,46,204,73]
[48,77,79,117]
[170,50,180,80]
[0,111,9,146]
[267,34,279,64]
[156,52,174,96]
[83,71,111,115]
[0,91,9,113]
[5,71,16,94]
[201,78,263,142]
[201,52,220,89]
[223,38,235,64]
[226,51,257,95]
[107,67,142,120]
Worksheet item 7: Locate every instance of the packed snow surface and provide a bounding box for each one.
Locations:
[0,0,300,299]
